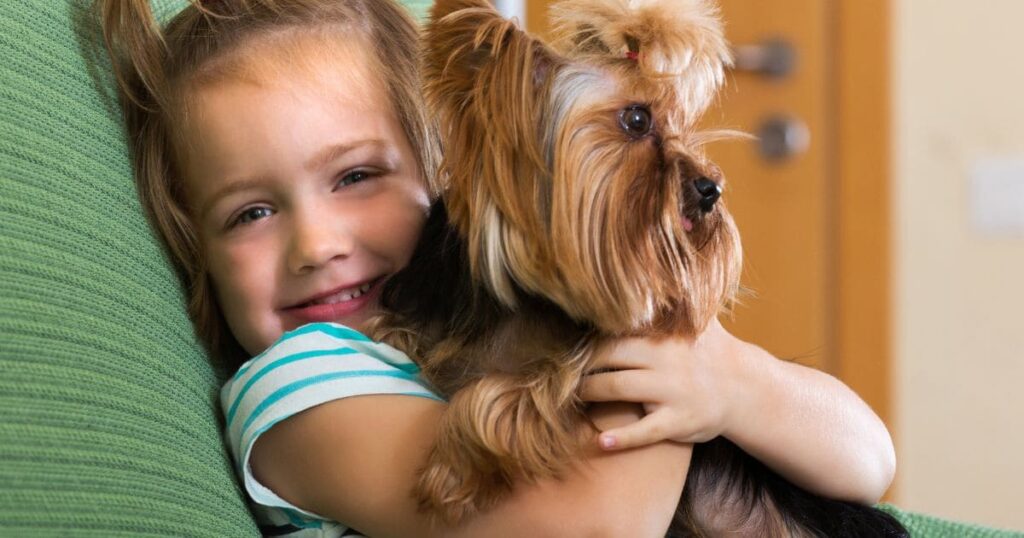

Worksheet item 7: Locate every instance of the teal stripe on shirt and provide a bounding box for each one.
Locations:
[233,323,374,380]
[280,323,372,344]
[225,347,360,428]
[239,369,430,439]
[283,508,322,530]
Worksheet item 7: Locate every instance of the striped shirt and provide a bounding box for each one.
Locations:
[220,322,443,537]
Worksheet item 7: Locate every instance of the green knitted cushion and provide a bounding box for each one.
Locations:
[0,1,258,535]
[878,504,1023,537]
[0,0,428,536]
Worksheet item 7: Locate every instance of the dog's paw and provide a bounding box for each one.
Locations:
[414,447,507,525]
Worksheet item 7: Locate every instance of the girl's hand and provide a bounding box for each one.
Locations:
[581,318,744,451]
[581,322,897,503]
[581,319,896,502]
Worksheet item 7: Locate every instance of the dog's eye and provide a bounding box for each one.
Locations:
[619,105,653,137]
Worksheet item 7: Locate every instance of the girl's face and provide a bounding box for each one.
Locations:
[182,44,429,356]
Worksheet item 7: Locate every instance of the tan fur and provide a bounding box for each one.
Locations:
[371,0,742,525]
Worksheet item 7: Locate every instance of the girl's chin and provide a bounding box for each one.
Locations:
[278,308,377,335]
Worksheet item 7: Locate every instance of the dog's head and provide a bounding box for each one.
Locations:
[424,0,741,336]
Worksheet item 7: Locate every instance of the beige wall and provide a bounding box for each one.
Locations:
[893,0,1024,529]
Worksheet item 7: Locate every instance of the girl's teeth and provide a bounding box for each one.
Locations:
[310,282,374,305]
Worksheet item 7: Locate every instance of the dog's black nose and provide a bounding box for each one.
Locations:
[694,177,722,212]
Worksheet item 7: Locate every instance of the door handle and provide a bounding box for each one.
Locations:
[731,39,797,79]
[757,116,810,161]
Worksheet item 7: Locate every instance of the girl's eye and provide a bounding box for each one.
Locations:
[230,206,273,228]
[335,170,375,189]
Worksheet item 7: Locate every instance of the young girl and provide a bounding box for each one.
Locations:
[99,0,895,536]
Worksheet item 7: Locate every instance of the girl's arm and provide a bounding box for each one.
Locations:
[251,394,690,538]
[582,320,895,505]
[721,339,896,504]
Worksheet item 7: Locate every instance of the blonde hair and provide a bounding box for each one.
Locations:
[97,0,441,371]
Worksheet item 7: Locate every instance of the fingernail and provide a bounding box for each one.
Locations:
[600,435,617,449]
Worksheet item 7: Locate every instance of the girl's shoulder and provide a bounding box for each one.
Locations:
[225,322,420,388]
[217,322,442,533]
[220,323,436,418]
[219,321,441,471]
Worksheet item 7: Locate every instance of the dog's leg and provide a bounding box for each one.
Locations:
[414,369,587,524]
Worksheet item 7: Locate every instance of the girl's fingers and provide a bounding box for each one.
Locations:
[579,369,659,403]
[588,339,652,371]
[597,409,676,451]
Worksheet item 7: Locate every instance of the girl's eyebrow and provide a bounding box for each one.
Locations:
[304,139,388,173]
[201,176,271,221]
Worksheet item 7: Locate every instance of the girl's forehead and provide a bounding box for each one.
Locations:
[176,31,391,155]
[175,36,405,211]
[185,28,384,100]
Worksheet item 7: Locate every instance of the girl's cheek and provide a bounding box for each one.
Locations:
[208,239,268,310]
[377,192,428,261]
[209,238,280,355]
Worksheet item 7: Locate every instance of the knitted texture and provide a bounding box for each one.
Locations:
[877,505,1023,538]
[0,0,260,536]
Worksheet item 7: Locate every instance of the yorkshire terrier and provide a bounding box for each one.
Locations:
[372,0,908,534]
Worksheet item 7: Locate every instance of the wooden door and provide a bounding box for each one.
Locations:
[707,0,831,372]
[524,0,892,426]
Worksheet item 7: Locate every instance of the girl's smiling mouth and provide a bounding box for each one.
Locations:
[282,276,385,323]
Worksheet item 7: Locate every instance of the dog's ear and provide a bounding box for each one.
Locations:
[423,0,565,306]
[549,0,731,116]
[422,0,562,166]
[423,0,560,110]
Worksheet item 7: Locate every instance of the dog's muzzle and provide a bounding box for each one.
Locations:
[694,177,722,212]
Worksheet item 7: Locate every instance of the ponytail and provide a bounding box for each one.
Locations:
[97,0,171,112]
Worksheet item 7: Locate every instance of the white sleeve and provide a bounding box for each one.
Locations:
[219,322,442,520]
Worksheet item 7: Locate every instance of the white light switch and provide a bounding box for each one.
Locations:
[970,157,1024,237]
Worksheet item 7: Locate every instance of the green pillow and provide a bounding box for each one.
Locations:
[0,0,258,535]
[878,504,1023,537]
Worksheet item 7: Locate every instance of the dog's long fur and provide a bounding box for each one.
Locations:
[370,0,908,535]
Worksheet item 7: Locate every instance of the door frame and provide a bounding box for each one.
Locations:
[832,0,892,432]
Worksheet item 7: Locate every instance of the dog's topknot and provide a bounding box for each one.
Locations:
[549,0,731,114]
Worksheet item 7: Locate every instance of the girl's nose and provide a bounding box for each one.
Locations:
[286,212,354,274]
